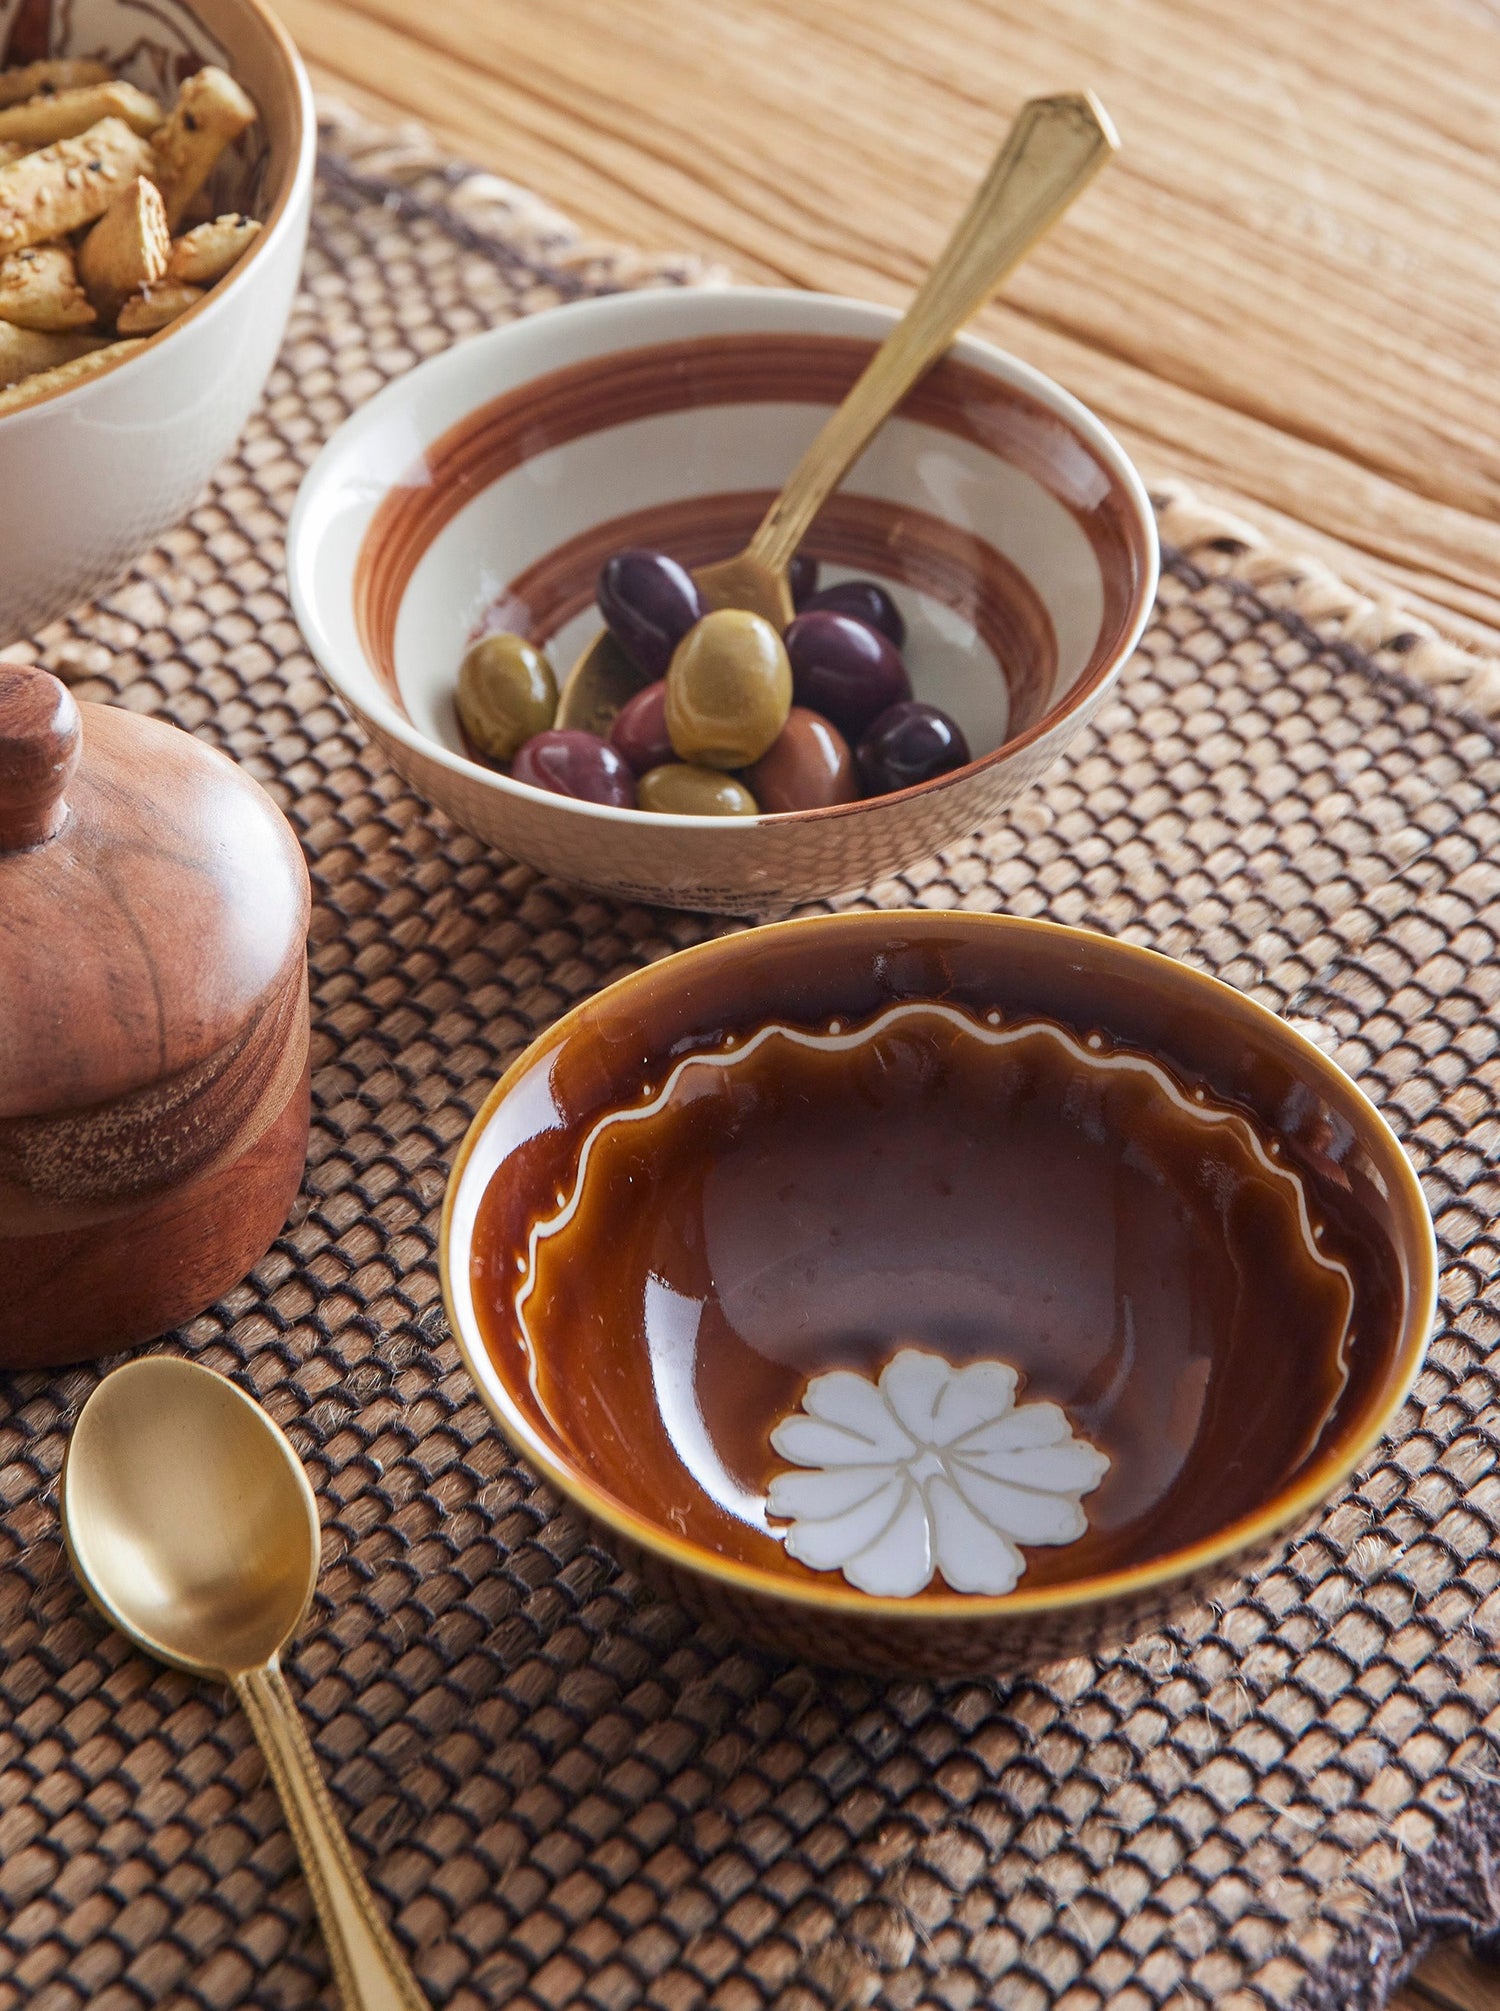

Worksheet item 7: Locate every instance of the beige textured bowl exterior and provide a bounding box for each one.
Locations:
[0,0,315,645]
[370,681,1101,912]
[290,290,1159,915]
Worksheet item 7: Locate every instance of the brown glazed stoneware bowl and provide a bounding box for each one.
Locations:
[289,288,1158,914]
[441,913,1436,1677]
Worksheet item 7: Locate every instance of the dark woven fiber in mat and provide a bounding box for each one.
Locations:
[4,97,1500,2011]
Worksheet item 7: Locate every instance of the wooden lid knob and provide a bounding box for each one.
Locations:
[0,664,81,853]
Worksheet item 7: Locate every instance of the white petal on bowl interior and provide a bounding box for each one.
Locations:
[949,1462,1090,1546]
[782,1473,906,1572]
[925,1473,1025,1595]
[800,1368,917,1457]
[929,1359,1019,1445]
[766,1464,891,1521]
[959,1439,1111,1493]
[878,1349,952,1439]
[839,1481,935,1599]
[770,1415,910,1470]
[952,1401,1074,1456]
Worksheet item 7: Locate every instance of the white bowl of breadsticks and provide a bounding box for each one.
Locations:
[0,0,314,643]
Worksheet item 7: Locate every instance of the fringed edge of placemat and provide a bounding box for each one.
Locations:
[1300,1782,1500,2011]
[1153,478,1500,722]
[315,95,732,300]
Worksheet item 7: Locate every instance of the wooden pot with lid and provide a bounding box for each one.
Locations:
[0,664,312,1369]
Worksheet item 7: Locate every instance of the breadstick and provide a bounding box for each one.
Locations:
[0,241,96,330]
[149,67,256,229]
[0,143,24,167]
[116,278,202,334]
[0,336,142,415]
[79,175,168,319]
[0,119,153,255]
[0,59,113,111]
[0,80,162,150]
[166,212,260,284]
[0,322,106,387]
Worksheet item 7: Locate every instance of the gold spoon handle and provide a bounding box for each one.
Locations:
[236,1662,429,2011]
[746,89,1118,575]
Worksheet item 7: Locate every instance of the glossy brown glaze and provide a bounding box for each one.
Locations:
[486,1004,1370,1593]
[445,913,1436,1674]
[0,666,311,1366]
[354,332,1152,756]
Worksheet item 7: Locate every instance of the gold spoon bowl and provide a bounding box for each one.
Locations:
[61,1357,428,2011]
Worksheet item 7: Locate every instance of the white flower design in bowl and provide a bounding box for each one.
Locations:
[766,1349,1109,1599]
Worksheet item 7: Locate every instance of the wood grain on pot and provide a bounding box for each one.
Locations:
[0,666,311,1366]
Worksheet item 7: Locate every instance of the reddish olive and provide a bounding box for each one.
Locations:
[511,729,636,808]
[856,701,971,796]
[784,609,911,739]
[744,707,857,813]
[803,578,906,649]
[788,550,819,608]
[597,549,705,677]
[608,679,674,775]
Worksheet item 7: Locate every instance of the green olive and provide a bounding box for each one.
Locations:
[456,633,557,761]
[637,763,759,817]
[664,609,792,769]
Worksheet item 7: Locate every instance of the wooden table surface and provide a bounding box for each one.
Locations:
[272,0,1500,2003]
[278,0,1500,659]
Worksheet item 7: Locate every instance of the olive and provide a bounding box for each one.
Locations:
[638,763,759,817]
[856,701,971,796]
[511,729,636,808]
[665,608,792,769]
[608,679,674,775]
[784,609,911,739]
[788,550,819,608]
[803,578,906,649]
[456,632,557,762]
[744,707,857,813]
[597,548,705,677]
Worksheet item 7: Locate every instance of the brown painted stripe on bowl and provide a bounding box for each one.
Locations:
[353,331,1150,719]
[472,489,1056,738]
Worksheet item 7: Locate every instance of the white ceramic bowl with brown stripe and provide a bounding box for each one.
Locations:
[288,288,1158,914]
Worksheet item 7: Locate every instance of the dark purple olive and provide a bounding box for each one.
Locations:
[784,609,911,739]
[803,578,906,649]
[597,549,705,677]
[512,729,636,808]
[609,679,674,775]
[788,550,819,609]
[856,701,971,797]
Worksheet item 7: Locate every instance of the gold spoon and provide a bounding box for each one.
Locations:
[556,89,1119,737]
[60,1357,428,2011]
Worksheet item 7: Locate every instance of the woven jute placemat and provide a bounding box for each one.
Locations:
[4,99,1500,2011]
